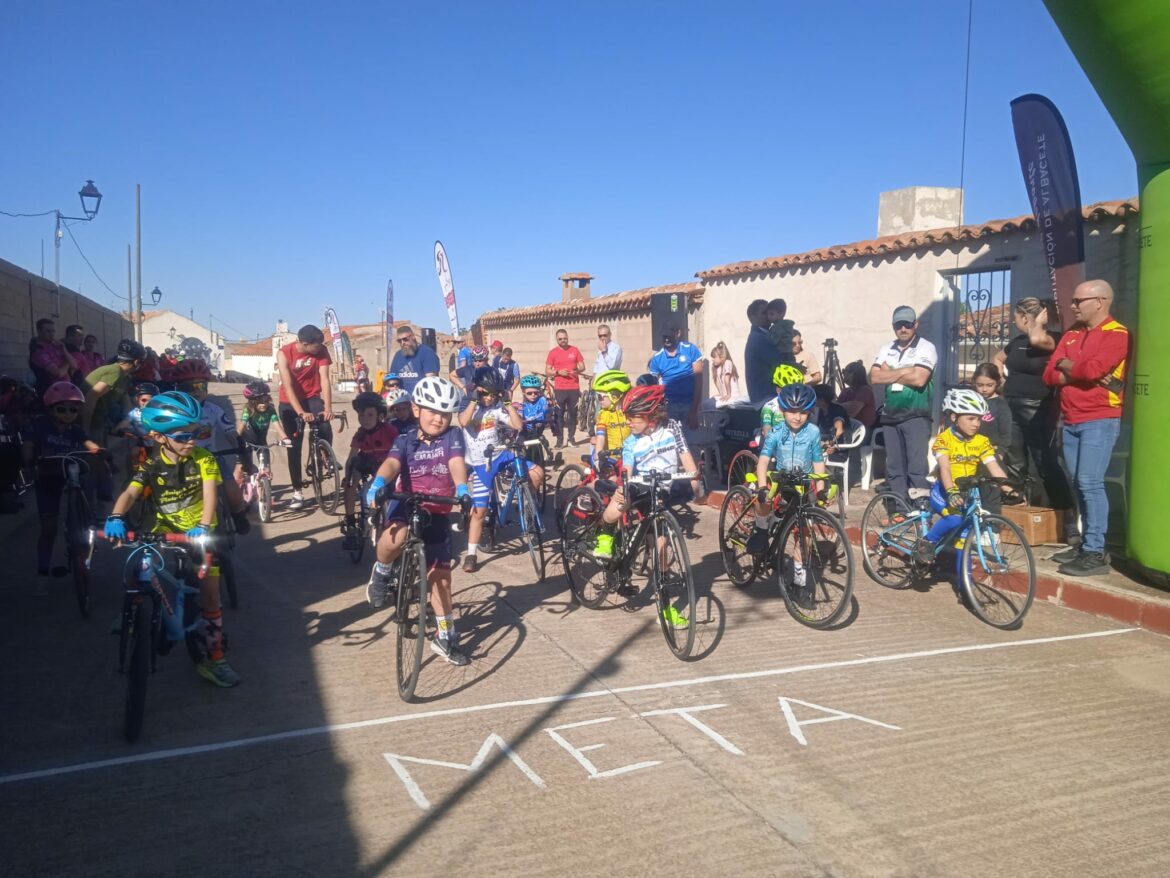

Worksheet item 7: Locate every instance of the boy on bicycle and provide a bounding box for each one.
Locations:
[913,387,1013,565]
[591,369,631,476]
[23,381,104,594]
[104,391,240,688]
[113,381,159,474]
[458,366,525,573]
[364,377,473,665]
[385,388,416,434]
[341,391,399,551]
[760,364,806,439]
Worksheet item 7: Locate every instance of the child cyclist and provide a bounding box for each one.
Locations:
[591,369,632,475]
[341,391,399,550]
[363,377,473,665]
[103,392,240,687]
[459,366,527,573]
[913,388,1014,565]
[385,388,417,434]
[760,364,806,439]
[113,381,159,473]
[592,385,703,616]
[237,380,291,479]
[23,382,104,594]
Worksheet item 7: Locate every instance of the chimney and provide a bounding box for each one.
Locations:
[560,273,593,302]
[877,186,963,237]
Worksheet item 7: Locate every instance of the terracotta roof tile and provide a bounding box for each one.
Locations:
[224,339,273,356]
[480,282,703,328]
[697,198,1139,280]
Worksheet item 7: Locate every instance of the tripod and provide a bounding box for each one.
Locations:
[822,340,846,395]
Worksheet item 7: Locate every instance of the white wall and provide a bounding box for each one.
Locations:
[142,310,226,372]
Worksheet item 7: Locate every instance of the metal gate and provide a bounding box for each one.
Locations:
[945,268,1013,385]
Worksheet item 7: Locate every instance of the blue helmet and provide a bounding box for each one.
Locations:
[777,383,817,412]
[519,374,543,390]
[141,391,203,433]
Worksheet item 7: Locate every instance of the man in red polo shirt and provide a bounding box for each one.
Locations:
[545,327,585,448]
[278,324,335,510]
[1043,279,1129,577]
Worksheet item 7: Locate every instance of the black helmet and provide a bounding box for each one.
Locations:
[473,365,505,394]
[243,380,271,400]
[116,338,147,363]
[635,373,658,387]
[351,390,387,414]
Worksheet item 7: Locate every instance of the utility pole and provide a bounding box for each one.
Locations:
[126,244,132,329]
[134,184,143,343]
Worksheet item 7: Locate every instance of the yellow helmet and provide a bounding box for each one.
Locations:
[772,364,804,388]
[592,369,631,394]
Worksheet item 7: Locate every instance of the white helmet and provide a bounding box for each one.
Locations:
[383,388,410,406]
[411,376,462,413]
[943,387,989,416]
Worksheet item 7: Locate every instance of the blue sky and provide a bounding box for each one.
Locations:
[1,1,1136,341]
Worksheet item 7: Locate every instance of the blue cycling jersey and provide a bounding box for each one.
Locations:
[516,397,550,436]
[759,422,823,471]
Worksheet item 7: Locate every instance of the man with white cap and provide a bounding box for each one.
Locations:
[871,305,937,502]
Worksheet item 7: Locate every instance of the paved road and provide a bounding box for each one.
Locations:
[3,387,1169,876]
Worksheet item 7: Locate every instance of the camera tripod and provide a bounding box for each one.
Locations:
[822,339,846,394]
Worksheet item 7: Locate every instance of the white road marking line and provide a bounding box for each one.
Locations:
[0,627,1138,785]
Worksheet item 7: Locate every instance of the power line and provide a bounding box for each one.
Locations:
[64,222,122,300]
[0,208,56,218]
[210,314,255,341]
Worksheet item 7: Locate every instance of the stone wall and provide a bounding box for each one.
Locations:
[0,257,134,381]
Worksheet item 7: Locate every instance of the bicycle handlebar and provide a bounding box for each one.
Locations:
[375,487,466,508]
[627,471,697,486]
[95,530,215,579]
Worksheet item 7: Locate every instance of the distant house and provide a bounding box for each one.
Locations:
[223,337,277,381]
[140,309,227,373]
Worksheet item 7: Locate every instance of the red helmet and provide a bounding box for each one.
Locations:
[170,358,212,384]
[44,381,85,407]
[621,384,665,418]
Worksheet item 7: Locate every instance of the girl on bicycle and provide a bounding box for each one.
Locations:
[341,391,399,550]
[591,369,631,475]
[238,380,290,474]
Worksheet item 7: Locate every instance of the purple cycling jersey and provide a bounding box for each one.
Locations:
[388,426,466,512]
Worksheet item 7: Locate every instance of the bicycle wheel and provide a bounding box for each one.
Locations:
[560,486,611,608]
[718,485,759,587]
[554,465,587,529]
[258,477,273,523]
[65,490,92,618]
[218,551,240,610]
[519,483,545,581]
[961,514,1036,630]
[727,450,759,490]
[860,492,917,590]
[652,513,696,659]
[395,542,429,701]
[777,507,854,628]
[313,440,342,515]
[349,494,367,565]
[123,599,152,743]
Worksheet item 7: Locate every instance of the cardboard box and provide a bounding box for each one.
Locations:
[999,504,1061,546]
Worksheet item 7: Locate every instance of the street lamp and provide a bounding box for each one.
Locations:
[54,179,103,288]
[150,286,162,305]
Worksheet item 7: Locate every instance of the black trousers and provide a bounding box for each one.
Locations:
[554,389,580,444]
[1005,397,1073,510]
[279,398,331,490]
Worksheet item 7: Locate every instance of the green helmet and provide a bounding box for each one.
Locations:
[592,369,631,394]
[772,364,804,388]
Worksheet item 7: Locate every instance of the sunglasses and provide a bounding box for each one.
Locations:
[893,321,914,330]
[1071,296,1102,306]
[524,389,542,395]
[397,336,413,344]
[53,405,81,415]
[164,430,200,442]
[598,333,610,338]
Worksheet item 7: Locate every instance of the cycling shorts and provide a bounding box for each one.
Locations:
[384,511,453,571]
[468,451,515,509]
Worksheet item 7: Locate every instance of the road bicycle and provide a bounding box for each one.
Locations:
[718,469,854,628]
[374,487,465,701]
[299,412,346,515]
[240,440,287,523]
[553,451,618,530]
[34,451,102,618]
[344,467,385,565]
[560,469,698,660]
[726,433,761,489]
[859,477,1036,629]
[101,530,218,742]
[482,439,546,581]
[577,384,599,436]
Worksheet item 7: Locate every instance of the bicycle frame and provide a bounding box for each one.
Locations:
[490,441,544,533]
[873,485,990,567]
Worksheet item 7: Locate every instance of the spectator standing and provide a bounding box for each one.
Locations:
[870,306,937,502]
[764,299,798,367]
[594,324,623,375]
[792,332,823,384]
[649,324,704,431]
[709,341,741,406]
[81,338,145,440]
[353,354,370,390]
[496,347,520,398]
[63,324,87,385]
[545,328,585,448]
[277,324,336,510]
[744,299,778,403]
[28,318,79,398]
[79,335,104,374]
[389,325,440,394]
[971,364,1012,454]
[1043,280,1129,577]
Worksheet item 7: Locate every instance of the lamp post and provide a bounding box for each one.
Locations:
[150,286,162,306]
[54,180,103,288]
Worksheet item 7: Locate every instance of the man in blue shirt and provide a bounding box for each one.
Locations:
[648,324,705,430]
[744,299,779,403]
[389,325,440,394]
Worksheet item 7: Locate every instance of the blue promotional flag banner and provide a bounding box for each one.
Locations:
[1010,94,1085,325]
[385,279,395,353]
[324,307,344,363]
[434,240,460,335]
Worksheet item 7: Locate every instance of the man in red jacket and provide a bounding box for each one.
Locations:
[1043,280,1129,577]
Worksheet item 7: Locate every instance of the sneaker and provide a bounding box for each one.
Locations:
[913,538,936,566]
[341,521,360,551]
[288,491,305,510]
[366,565,395,609]
[1049,545,1081,564]
[430,632,471,666]
[196,658,241,688]
[1059,551,1110,577]
[745,527,770,556]
[661,605,689,629]
[463,553,478,573]
[232,510,251,536]
[592,533,614,560]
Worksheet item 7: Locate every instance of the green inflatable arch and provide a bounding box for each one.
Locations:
[1045,0,1170,578]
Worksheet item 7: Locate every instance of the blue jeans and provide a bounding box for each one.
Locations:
[1062,418,1120,554]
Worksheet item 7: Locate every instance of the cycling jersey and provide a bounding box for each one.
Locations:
[195,399,238,455]
[389,415,417,434]
[462,403,513,467]
[131,445,221,532]
[388,427,465,513]
[759,422,823,472]
[621,419,690,476]
[516,397,550,437]
[350,422,398,464]
[27,415,89,460]
[595,407,631,452]
[241,407,279,433]
[761,398,784,432]
[931,427,996,481]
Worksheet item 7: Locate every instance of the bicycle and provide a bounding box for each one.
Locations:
[241,440,287,523]
[344,467,385,565]
[859,477,1036,629]
[717,469,854,628]
[36,451,102,618]
[480,438,546,580]
[726,433,761,489]
[211,451,242,610]
[374,487,465,701]
[560,470,698,660]
[101,530,218,742]
[299,412,347,515]
[577,384,599,436]
[553,451,618,529]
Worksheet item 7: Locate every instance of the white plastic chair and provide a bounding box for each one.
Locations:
[826,419,866,507]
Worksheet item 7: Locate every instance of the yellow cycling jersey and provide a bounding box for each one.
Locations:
[131,445,221,533]
[931,427,996,481]
[595,407,631,453]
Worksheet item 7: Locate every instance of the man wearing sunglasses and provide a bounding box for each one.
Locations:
[648,324,704,432]
[388,325,440,395]
[545,328,586,448]
[871,305,937,503]
[1043,280,1129,577]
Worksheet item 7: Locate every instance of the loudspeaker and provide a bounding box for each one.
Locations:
[650,292,688,346]
[420,327,437,352]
